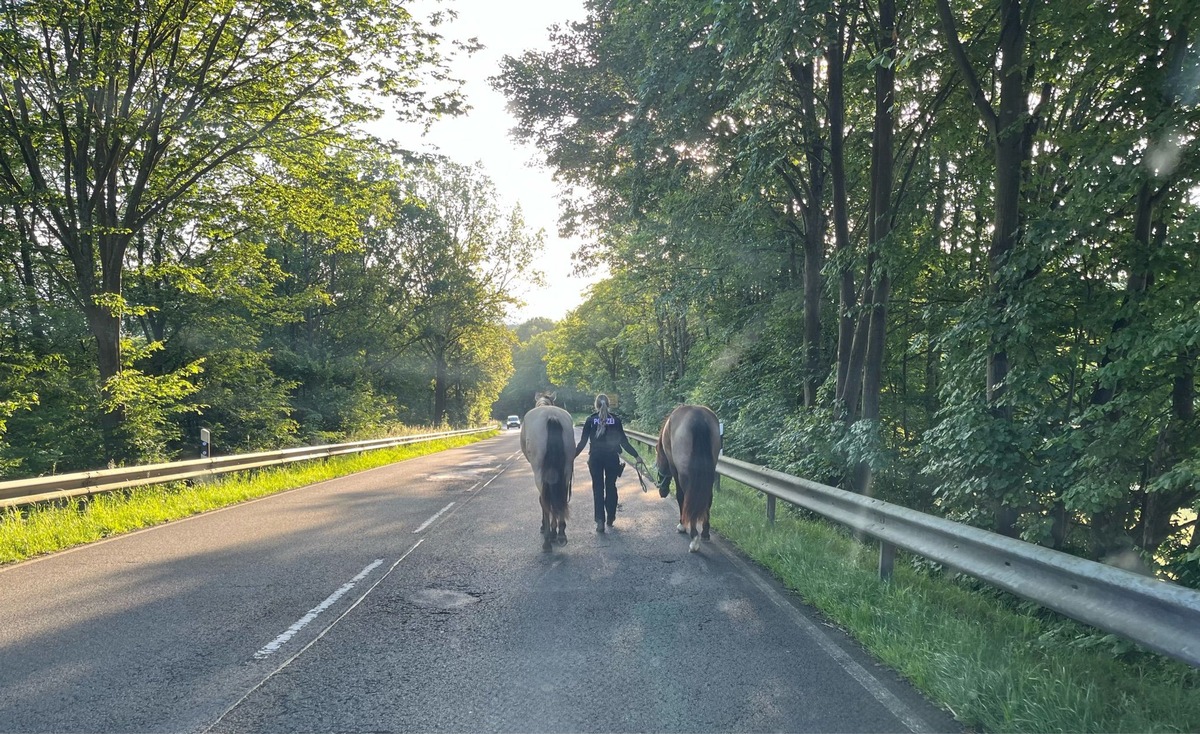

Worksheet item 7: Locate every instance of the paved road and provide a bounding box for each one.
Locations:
[0,431,959,733]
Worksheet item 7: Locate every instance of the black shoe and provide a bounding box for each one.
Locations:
[596,522,605,533]
[606,518,615,527]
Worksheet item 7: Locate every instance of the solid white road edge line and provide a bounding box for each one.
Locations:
[713,539,935,734]
[252,558,385,660]
[412,502,456,534]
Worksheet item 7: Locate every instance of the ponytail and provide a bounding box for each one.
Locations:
[595,394,610,438]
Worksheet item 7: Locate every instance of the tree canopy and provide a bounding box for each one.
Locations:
[495,0,1200,585]
[1,0,539,472]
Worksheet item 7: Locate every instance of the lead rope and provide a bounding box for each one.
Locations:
[631,457,650,493]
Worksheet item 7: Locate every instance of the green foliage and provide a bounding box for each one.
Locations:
[0,352,104,477]
[4,126,529,476]
[446,323,517,426]
[105,340,204,465]
[497,0,1200,585]
[190,349,299,453]
[494,321,555,419]
[0,355,40,474]
[0,0,467,463]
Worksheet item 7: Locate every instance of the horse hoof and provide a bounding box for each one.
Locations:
[689,538,701,552]
[676,523,687,534]
[701,531,710,540]
[557,533,568,545]
[659,487,670,498]
[542,540,553,551]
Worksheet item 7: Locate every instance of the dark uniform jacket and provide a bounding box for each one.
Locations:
[576,412,638,460]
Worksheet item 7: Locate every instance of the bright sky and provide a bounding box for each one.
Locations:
[370,0,596,324]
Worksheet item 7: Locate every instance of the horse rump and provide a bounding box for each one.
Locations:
[681,419,715,527]
[679,417,716,541]
[659,404,720,552]
[540,414,571,523]
[522,407,572,552]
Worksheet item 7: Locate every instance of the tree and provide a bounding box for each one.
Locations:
[936,0,1046,534]
[392,159,542,425]
[494,318,554,419]
[0,0,461,460]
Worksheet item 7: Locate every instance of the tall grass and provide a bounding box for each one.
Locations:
[710,478,1200,733]
[0,431,495,565]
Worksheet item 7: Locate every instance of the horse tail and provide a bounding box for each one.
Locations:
[681,415,716,526]
[542,415,571,520]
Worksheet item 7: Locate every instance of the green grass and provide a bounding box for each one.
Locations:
[0,431,496,565]
[708,477,1200,733]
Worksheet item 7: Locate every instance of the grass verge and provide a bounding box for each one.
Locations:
[709,477,1200,733]
[0,431,496,566]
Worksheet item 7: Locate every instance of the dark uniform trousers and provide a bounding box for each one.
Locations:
[588,452,621,524]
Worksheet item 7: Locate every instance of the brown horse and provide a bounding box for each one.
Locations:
[655,404,721,552]
[519,393,575,551]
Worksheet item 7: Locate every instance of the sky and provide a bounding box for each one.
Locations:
[370,0,596,324]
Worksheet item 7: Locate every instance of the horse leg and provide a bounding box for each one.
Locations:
[556,516,568,545]
[688,525,701,553]
[540,495,553,551]
[539,487,549,535]
[655,450,673,498]
[676,480,687,533]
[701,502,711,540]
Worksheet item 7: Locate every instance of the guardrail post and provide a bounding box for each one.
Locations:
[878,540,896,581]
[766,494,776,524]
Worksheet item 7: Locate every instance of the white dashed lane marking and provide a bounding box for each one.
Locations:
[253,558,384,659]
[413,502,456,534]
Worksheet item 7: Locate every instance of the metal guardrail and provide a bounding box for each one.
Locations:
[0,427,495,510]
[626,429,1200,668]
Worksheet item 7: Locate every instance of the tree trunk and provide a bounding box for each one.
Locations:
[84,300,124,454]
[803,237,823,409]
[433,348,449,425]
[63,226,132,462]
[849,0,895,493]
[14,214,46,345]
[1140,347,1198,554]
[1084,15,1192,559]
[828,7,855,406]
[839,282,873,423]
[861,0,895,425]
[938,0,1033,536]
[1085,181,1160,557]
[790,58,827,409]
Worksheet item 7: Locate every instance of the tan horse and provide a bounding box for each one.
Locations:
[520,393,575,551]
[655,404,721,552]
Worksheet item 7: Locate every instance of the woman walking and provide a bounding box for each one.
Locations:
[575,394,645,533]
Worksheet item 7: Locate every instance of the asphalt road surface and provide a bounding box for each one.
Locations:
[0,431,960,733]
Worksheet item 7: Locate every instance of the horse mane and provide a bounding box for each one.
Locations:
[534,392,556,407]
